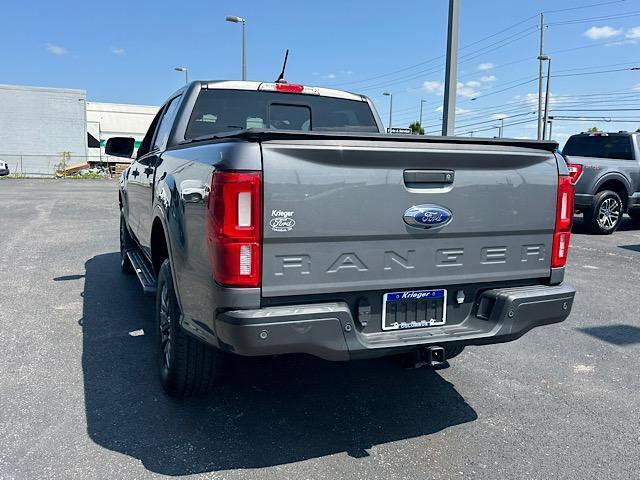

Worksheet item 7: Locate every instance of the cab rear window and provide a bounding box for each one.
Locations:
[185,89,378,139]
[563,134,634,160]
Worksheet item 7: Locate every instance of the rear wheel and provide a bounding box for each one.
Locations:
[156,259,221,398]
[120,213,134,274]
[584,190,623,235]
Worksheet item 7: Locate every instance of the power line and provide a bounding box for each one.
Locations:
[454,118,538,136]
[547,10,640,26]
[354,28,538,93]
[543,0,626,14]
[330,16,541,89]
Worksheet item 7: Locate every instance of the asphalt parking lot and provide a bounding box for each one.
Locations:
[1,179,639,480]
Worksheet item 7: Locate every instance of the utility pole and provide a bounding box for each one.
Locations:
[537,13,545,140]
[442,0,460,136]
[498,117,504,138]
[542,57,552,140]
[548,116,554,140]
[419,99,426,130]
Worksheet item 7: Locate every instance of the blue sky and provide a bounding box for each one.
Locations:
[1,0,639,144]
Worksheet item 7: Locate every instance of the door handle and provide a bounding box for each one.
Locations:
[404,170,454,187]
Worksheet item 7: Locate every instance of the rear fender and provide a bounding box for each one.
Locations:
[152,176,182,310]
[594,172,632,204]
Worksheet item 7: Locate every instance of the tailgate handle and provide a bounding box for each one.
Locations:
[404,170,454,186]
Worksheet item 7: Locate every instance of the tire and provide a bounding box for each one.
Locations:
[584,190,623,235]
[444,344,465,360]
[156,259,220,398]
[120,213,135,274]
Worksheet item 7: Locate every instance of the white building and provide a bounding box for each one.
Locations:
[0,83,158,176]
[0,84,87,176]
[86,102,158,162]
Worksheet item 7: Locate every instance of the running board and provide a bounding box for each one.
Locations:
[126,249,157,296]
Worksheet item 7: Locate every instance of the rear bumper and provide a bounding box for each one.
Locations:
[215,284,576,361]
[0,168,9,176]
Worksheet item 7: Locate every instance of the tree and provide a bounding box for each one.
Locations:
[636,127,640,132]
[587,126,599,132]
[409,121,425,135]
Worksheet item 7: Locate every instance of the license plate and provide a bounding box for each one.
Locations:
[381,289,447,331]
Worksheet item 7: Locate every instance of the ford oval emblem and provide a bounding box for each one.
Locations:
[403,204,453,229]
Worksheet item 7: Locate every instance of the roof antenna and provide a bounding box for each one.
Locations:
[275,49,289,84]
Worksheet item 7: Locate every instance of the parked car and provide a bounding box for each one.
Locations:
[0,160,9,176]
[107,80,576,398]
[563,131,640,234]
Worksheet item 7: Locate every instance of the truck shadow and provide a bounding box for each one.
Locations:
[81,253,477,476]
[572,215,637,234]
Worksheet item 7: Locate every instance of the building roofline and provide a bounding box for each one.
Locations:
[0,83,86,95]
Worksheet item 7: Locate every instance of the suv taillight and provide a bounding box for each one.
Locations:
[566,163,583,184]
[206,171,262,287]
[551,175,574,268]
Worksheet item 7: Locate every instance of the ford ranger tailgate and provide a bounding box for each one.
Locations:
[261,138,558,297]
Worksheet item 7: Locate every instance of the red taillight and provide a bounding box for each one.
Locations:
[551,175,574,268]
[566,163,583,184]
[274,83,305,93]
[206,171,262,287]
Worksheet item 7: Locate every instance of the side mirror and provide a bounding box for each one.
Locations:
[105,137,135,158]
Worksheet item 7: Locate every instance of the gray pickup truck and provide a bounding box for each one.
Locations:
[107,80,576,398]
[563,131,640,234]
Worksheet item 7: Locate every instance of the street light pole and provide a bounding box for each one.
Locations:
[383,92,393,132]
[174,67,188,84]
[442,0,460,136]
[537,13,545,140]
[542,56,551,140]
[226,16,247,80]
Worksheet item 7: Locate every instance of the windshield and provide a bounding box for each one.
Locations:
[185,89,378,139]
[563,134,634,160]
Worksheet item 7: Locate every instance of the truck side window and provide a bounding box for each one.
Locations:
[136,108,164,159]
[563,135,634,160]
[153,95,182,151]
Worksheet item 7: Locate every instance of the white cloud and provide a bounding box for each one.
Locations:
[480,75,496,82]
[435,105,471,114]
[478,63,494,71]
[633,83,640,92]
[491,113,507,120]
[457,81,480,98]
[46,43,67,55]
[423,79,484,98]
[322,73,337,79]
[422,80,444,94]
[583,25,623,40]
[626,26,640,39]
[111,47,125,55]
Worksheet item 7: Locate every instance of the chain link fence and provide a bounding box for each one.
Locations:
[0,153,131,178]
